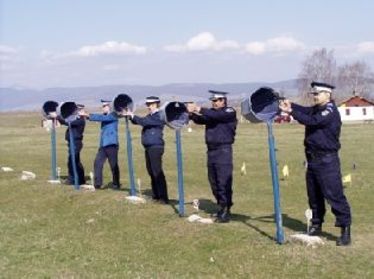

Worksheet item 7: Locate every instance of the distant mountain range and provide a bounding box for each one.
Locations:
[0,79,299,111]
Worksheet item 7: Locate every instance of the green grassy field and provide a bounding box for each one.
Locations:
[0,112,373,278]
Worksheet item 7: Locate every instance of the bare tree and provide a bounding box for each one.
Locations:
[297,48,337,103]
[337,61,374,101]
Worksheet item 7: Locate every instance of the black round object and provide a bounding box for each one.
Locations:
[60,102,78,120]
[113,94,133,112]
[162,102,189,130]
[249,87,280,121]
[42,101,59,117]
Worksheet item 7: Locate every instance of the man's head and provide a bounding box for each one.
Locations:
[101,100,111,114]
[209,90,228,109]
[145,96,160,113]
[309,81,334,106]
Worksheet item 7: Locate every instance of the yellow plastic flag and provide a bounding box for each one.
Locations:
[282,165,289,178]
[240,162,247,176]
[342,174,352,183]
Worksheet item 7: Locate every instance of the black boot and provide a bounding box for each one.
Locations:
[308,224,322,236]
[336,226,351,246]
[215,206,231,223]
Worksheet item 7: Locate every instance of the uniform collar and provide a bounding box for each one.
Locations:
[150,109,159,115]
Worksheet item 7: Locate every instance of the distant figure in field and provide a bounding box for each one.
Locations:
[58,104,86,185]
[279,81,352,246]
[81,100,120,190]
[124,96,169,204]
[187,90,237,223]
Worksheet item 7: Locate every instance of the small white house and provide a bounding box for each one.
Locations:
[338,96,374,122]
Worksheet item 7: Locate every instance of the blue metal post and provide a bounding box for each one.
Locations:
[68,122,79,190]
[175,129,185,216]
[50,119,57,180]
[267,121,285,244]
[125,118,136,196]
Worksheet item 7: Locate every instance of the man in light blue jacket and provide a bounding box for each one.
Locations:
[83,100,120,190]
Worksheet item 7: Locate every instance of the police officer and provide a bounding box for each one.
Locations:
[125,96,169,204]
[58,104,86,185]
[81,100,120,190]
[279,81,352,246]
[188,90,237,222]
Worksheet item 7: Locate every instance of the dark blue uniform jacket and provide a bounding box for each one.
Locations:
[58,116,85,143]
[291,101,341,153]
[191,107,237,149]
[131,111,165,148]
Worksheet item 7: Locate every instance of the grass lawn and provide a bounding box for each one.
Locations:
[0,112,373,278]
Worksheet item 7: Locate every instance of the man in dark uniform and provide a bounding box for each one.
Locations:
[80,100,120,190]
[279,81,352,246]
[125,96,169,204]
[188,90,237,222]
[58,104,86,185]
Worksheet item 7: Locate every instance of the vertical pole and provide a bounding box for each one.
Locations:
[175,129,185,216]
[125,118,136,196]
[267,121,285,244]
[50,119,57,180]
[68,123,79,190]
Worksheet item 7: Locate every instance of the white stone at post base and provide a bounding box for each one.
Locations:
[48,180,61,184]
[289,233,325,247]
[125,196,146,204]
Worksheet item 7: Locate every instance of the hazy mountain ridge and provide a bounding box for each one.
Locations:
[0,80,299,111]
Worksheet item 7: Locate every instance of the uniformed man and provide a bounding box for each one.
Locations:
[279,81,352,246]
[58,104,86,185]
[188,90,237,222]
[125,96,169,204]
[80,100,120,190]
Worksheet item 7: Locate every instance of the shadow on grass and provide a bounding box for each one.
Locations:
[251,214,337,241]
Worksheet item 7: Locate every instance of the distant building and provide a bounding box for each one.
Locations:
[338,96,374,122]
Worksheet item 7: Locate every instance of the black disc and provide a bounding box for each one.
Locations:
[42,101,59,117]
[113,94,133,112]
[60,102,78,119]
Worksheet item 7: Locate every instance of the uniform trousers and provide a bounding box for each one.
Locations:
[94,145,120,187]
[207,145,233,208]
[306,153,351,227]
[67,141,86,185]
[145,146,168,202]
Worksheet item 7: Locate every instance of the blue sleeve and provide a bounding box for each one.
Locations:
[291,103,313,114]
[291,106,335,126]
[190,113,208,125]
[89,113,118,122]
[131,115,163,127]
[200,108,236,123]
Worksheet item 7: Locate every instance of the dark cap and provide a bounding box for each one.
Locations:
[310,81,335,94]
[100,99,111,106]
[208,90,229,100]
[145,96,160,104]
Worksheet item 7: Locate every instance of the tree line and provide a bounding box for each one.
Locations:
[297,48,374,103]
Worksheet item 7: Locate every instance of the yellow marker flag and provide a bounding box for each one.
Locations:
[282,165,289,178]
[342,174,352,183]
[240,162,247,176]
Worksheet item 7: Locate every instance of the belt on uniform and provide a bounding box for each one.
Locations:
[306,151,336,160]
[207,144,232,151]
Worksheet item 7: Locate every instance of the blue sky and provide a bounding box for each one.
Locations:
[1,0,374,89]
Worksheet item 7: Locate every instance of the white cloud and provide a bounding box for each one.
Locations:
[0,45,18,62]
[357,41,374,53]
[245,42,266,55]
[164,32,240,52]
[244,36,305,55]
[73,41,147,56]
[41,41,147,62]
